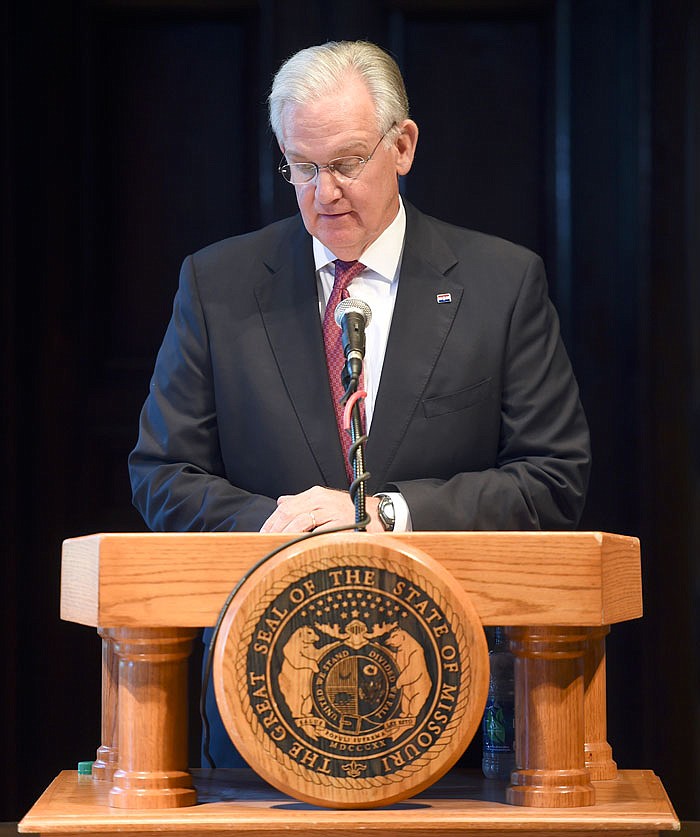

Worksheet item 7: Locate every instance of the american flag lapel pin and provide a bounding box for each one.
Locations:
[436,292,452,304]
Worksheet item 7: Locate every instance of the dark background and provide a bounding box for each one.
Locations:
[2,0,698,823]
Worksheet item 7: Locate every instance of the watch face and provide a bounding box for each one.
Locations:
[379,496,395,529]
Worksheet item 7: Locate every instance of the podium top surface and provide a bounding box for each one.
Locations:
[59,531,641,629]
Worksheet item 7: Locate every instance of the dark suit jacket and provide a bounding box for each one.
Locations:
[129,202,591,533]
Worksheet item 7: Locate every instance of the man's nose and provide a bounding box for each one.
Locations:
[314,167,341,203]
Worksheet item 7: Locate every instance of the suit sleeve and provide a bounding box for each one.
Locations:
[128,256,277,532]
[390,255,591,531]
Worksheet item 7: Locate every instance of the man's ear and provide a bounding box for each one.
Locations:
[394,120,419,176]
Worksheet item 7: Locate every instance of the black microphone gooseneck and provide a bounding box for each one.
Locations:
[334,297,372,529]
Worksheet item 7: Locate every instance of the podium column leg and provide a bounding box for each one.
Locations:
[106,627,198,809]
[506,626,596,808]
[91,629,119,781]
[584,625,618,780]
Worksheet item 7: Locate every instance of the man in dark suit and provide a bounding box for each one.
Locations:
[128,40,590,764]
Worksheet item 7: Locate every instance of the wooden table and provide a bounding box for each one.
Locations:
[18,531,681,835]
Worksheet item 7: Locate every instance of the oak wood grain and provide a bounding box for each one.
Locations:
[584,626,617,780]
[506,628,595,807]
[104,628,198,809]
[18,768,679,835]
[91,631,118,782]
[212,537,489,808]
[60,532,641,629]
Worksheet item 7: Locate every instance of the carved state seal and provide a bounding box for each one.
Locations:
[213,534,488,808]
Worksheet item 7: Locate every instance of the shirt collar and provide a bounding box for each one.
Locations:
[312,197,406,284]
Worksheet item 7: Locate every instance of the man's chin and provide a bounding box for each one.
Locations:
[314,227,365,260]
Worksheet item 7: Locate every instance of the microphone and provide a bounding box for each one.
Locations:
[334,297,372,382]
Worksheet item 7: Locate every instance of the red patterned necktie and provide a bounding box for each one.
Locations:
[323,259,366,482]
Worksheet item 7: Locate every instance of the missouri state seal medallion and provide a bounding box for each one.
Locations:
[213,534,488,808]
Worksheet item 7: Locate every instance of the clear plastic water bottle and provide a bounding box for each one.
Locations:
[482,626,516,780]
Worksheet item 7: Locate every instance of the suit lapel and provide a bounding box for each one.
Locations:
[253,207,464,493]
[366,205,463,490]
[254,220,348,487]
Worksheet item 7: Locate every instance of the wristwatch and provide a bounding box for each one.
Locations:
[376,494,396,531]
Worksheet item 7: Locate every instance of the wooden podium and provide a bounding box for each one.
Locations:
[19,531,680,836]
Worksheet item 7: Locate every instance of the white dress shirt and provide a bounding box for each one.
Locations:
[312,198,412,531]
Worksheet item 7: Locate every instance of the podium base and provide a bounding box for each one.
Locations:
[19,768,679,837]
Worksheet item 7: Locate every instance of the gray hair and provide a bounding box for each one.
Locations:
[268,41,409,145]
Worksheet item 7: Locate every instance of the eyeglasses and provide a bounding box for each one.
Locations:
[278,125,396,185]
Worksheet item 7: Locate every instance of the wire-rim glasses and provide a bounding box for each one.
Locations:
[278,124,397,185]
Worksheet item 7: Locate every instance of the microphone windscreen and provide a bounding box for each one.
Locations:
[334,297,372,327]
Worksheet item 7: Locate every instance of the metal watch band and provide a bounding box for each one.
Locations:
[377,493,395,531]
